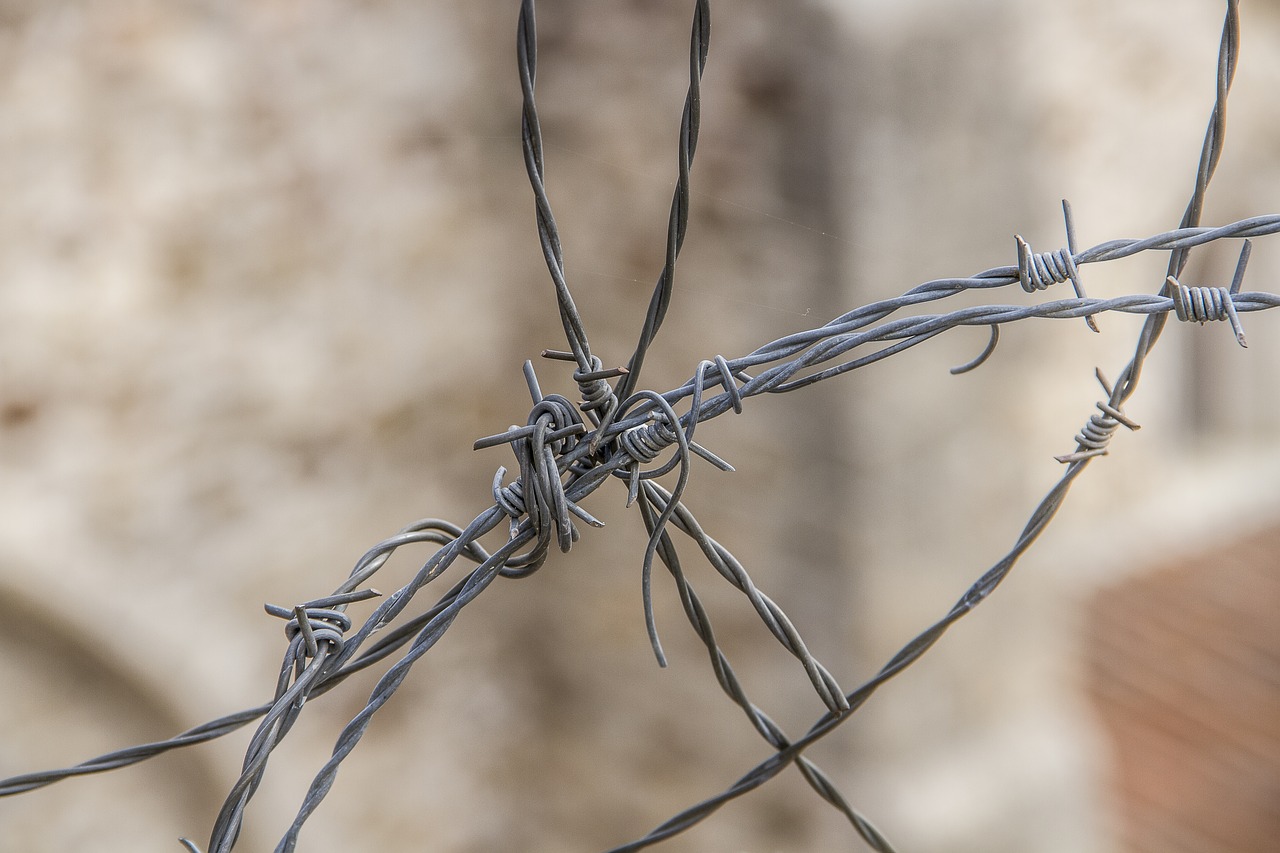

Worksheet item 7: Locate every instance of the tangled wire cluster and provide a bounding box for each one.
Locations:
[3,1,1278,851]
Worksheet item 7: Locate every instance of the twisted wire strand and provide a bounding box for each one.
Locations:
[612,0,710,405]
[612,456,1094,851]
[612,213,1280,427]
[517,0,601,383]
[625,487,891,853]
[640,481,847,716]
[588,276,1280,455]
[201,512,517,853]
[194,506,540,853]
[269,520,534,853]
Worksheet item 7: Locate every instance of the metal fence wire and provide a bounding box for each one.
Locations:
[2,0,1278,851]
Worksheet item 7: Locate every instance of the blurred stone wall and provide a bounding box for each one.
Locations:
[1,1,1277,852]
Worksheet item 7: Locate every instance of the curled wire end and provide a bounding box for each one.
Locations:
[643,563,669,670]
[950,324,999,375]
[704,354,743,414]
[178,839,203,853]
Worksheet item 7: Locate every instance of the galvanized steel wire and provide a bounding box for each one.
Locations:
[1,0,1275,850]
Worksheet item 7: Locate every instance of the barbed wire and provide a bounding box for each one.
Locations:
[0,0,1272,851]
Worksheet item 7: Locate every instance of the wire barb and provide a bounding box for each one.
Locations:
[1055,368,1140,464]
[1015,200,1099,332]
[1165,238,1252,346]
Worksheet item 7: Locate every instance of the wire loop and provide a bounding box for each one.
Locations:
[574,355,623,422]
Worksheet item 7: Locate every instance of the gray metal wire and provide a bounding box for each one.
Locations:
[1,0,1274,850]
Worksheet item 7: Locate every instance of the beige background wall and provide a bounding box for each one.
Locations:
[0,1,1277,851]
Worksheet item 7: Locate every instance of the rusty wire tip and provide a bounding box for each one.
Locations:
[540,349,576,361]
[950,324,999,375]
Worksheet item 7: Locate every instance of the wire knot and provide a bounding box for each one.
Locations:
[475,361,607,572]
[1015,200,1098,331]
[619,415,680,465]
[1055,369,1140,463]
[262,589,380,662]
[1016,238,1078,293]
[497,396,584,551]
[1167,275,1251,355]
[261,589,376,660]
[573,355,622,421]
[286,608,351,656]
